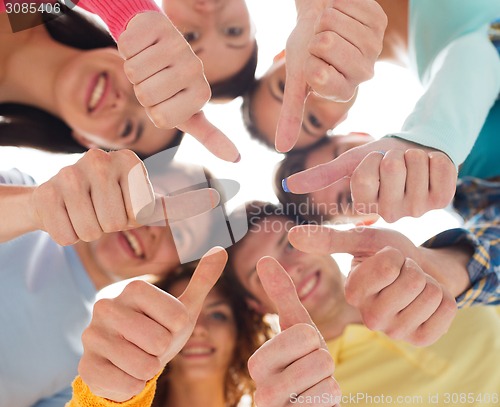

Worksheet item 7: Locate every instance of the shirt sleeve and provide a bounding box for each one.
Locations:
[423,223,500,307]
[385,29,500,168]
[0,168,36,186]
[77,0,162,40]
[65,373,161,407]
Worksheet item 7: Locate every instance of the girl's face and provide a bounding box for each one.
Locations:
[169,280,237,381]
[305,134,379,223]
[163,0,255,85]
[54,48,177,156]
[251,58,356,150]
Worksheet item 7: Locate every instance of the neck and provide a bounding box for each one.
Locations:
[376,0,409,66]
[73,241,114,291]
[0,22,79,115]
[316,302,363,342]
[165,375,226,407]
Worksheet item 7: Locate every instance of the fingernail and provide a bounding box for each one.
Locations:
[282,178,290,193]
[209,189,220,208]
[233,153,241,163]
[375,150,386,156]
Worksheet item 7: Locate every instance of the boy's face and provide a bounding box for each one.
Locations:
[230,216,346,324]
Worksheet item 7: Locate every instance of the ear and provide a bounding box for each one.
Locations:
[246,297,268,315]
[72,131,99,149]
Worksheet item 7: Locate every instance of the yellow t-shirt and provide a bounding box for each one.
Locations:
[327,307,500,407]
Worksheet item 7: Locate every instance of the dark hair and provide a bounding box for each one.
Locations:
[0,4,184,155]
[225,201,307,302]
[210,40,258,102]
[151,263,272,407]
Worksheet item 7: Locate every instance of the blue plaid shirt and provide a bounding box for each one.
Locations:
[423,177,500,307]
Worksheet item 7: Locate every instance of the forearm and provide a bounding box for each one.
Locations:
[0,185,38,242]
[387,30,500,167]
[77,0,161,40]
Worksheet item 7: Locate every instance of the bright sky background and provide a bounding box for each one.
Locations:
[0,0,461,274]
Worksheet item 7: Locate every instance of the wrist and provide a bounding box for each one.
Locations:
[417,245,472,298]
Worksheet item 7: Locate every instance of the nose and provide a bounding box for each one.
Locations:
[193,0,223,13]
[280,259,304,280]
[192,315,209,336]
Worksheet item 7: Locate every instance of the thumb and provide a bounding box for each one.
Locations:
[257,257,315,331]
[178,247,228,319]
[275,71,308,153]
[177,112,240,163]
[288,225,408,258]
[283,143,369,194]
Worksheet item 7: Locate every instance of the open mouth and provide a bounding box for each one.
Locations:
[87,72,109,113]
[122,230,144,259]
[297,271,320,302]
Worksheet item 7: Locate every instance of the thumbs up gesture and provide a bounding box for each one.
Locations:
[282,137,457,223]
[289,226,460,346]
[248,257,341,407]
[78,247,228,402]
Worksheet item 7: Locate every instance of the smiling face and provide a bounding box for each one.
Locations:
[231,216,346,325]
[162,0,255,85]
[168,279,237,381]
[249,58,356,150]
[54,48,179,157]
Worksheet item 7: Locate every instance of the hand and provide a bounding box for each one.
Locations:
[276,0,387,152]
[29,149,219,246]
[118,12,240,162]
[284,138,457,222]
[289,226,458,346]
[248,257,341,407]
[78,247,228,402]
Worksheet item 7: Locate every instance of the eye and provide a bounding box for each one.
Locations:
[224,26,243,37]
[120,120,133,138]
[183,32,200,43]
[308,114,322,129]
[210,311,230,322]
[284,241,295,254]
[278,79,286,94]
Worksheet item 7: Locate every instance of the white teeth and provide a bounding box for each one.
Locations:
[182,347,213,356]
[88,74,106,111]
[299,274,318,299]
[123,231,143,257]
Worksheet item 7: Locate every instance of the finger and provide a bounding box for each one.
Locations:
[288,225,403,256]
[63,190,103,242]
[78,356,147,403]
[256,257,315,330]
[350,151,383,214]
[293,376,341,407]
[90,175,128,235]
[429,152,457,209]
[329,0,387,32]
[248,324,322,383]
[344,246,405,305]
[126,159,155,226]
[283,145,369,193]
[404,149,430,217]
[378,150,406,222]
[123,42,171,85]
[281,348,335,396]
[411,289,457,347]
[177,112,240,163]
[136,188,220,226]
[133,70,189,108]
[40,200,79,246]
[275,70,308,153]
[178,247,228,317]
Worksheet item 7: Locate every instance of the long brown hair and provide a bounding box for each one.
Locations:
[152,262,273,407]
